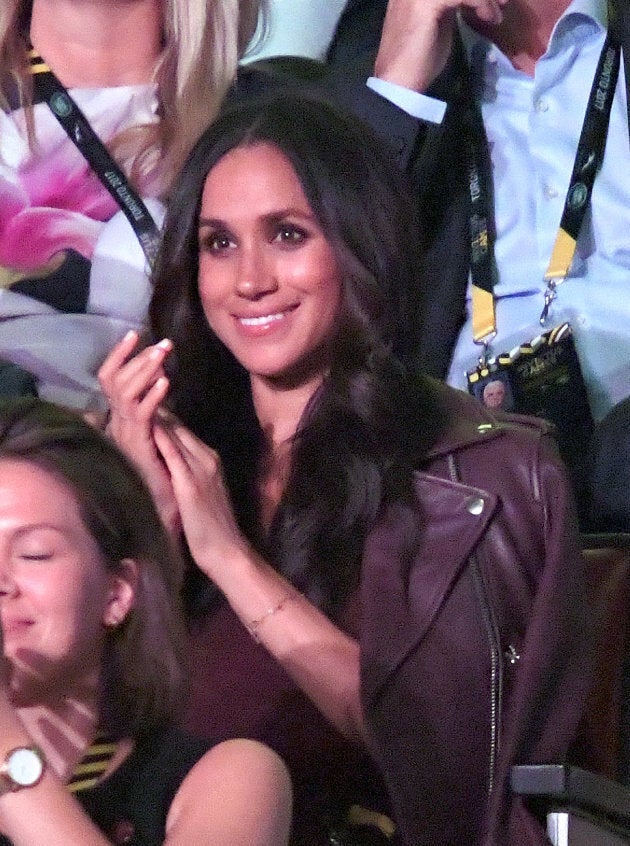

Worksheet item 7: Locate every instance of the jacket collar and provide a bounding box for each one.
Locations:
[421,378,550,462]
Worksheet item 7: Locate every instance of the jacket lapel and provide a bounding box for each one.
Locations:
[361,471,497,702]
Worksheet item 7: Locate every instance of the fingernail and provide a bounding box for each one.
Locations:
[150,339,173,358]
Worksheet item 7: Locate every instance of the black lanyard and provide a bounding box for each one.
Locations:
[29,49,161,268]
[466,12,621,354]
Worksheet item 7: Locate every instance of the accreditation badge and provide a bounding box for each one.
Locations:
[466,323,594,468]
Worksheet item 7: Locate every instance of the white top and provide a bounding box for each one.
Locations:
[244,0,349,61]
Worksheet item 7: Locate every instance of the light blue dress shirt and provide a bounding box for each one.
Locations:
[371,0,630,421]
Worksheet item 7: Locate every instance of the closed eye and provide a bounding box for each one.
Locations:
[19,553,53,562]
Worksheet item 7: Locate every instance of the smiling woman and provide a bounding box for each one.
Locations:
[99,90,592,846]
[0,398,292,846]
[99,90,416,844]
[197,143,342,390]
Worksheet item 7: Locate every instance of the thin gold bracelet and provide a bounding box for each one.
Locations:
[246,593,298,643]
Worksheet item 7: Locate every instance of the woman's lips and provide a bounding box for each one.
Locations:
[234,304,299,334]
[1,617,34,637]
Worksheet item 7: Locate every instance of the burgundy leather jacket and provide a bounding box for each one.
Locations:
[360,384,593,845]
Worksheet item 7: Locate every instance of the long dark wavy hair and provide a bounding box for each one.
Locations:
[150,91,444,618]
[0,398,187,738]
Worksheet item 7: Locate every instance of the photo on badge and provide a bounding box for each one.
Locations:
[471,370,515,413]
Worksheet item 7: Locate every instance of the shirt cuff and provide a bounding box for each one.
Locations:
[367,77,447,124]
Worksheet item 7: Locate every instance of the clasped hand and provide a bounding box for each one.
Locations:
[98,332,246,579]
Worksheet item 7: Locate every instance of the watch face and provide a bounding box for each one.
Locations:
[7,748,44,787]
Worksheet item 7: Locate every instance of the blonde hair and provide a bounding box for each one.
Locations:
[0,0,266,193]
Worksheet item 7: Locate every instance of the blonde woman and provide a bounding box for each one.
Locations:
[0,0,264,408]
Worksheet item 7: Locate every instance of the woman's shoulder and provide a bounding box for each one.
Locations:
[416,379,570,510]
[165,738,292,845]
[423,378,556,460]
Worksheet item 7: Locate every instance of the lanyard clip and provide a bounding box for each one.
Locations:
[540,279,558,326]
[475,333,495,368]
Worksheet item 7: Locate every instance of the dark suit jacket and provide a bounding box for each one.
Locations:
[326,0,630,379]
[326,0,389,65]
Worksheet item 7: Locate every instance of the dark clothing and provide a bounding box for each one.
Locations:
[586,396,630,533]
[326,57,474,379]
[184,595,394,846]
[0,729,211,846]
[326,0,388,66]
[360,382,593,845]
[76,729,211,846]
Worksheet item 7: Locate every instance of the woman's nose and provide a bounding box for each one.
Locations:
[234,246,278,300]
[0,561,17,597]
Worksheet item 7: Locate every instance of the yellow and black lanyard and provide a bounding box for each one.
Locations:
[466,6,621,370]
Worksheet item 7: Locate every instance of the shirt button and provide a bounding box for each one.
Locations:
[543,184,559,200]
[534,98,549,112]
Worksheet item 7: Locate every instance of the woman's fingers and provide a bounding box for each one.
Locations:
[154,423,244,569]
[153,423,191,479]
[99,335,173,423]
[98,329,141,386]
[154,422,221,491]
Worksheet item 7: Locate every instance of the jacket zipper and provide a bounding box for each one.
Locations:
[447,453,503,796]
[470,554,503,795]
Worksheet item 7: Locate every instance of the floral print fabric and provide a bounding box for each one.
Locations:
[0,84,163,408]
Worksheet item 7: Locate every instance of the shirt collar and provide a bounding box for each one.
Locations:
[459,0,609,68]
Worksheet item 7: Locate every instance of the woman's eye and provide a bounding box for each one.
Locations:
[274,226,307,245]
[19,552,53,562]
[202,232,234,253]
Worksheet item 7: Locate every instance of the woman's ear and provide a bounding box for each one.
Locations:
[103,558,139,627]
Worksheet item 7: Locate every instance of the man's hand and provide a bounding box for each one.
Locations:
[374,0,507,92]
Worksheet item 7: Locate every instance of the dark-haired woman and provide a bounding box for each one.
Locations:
[100,91,592,846]
[0,398,291,845]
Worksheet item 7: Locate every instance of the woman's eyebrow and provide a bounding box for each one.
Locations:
[198,216,227,229]
[198,208,316,228]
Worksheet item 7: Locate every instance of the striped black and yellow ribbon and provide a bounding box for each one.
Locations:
[28,48,51,77]
[67,734,118,794]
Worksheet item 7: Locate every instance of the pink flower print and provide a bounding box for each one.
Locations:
[0,149,116,273]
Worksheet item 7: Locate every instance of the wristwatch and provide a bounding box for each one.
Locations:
[0,746,45,792]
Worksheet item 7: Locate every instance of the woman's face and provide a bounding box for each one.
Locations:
[0,459,129,704]
[197,142,343,389]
